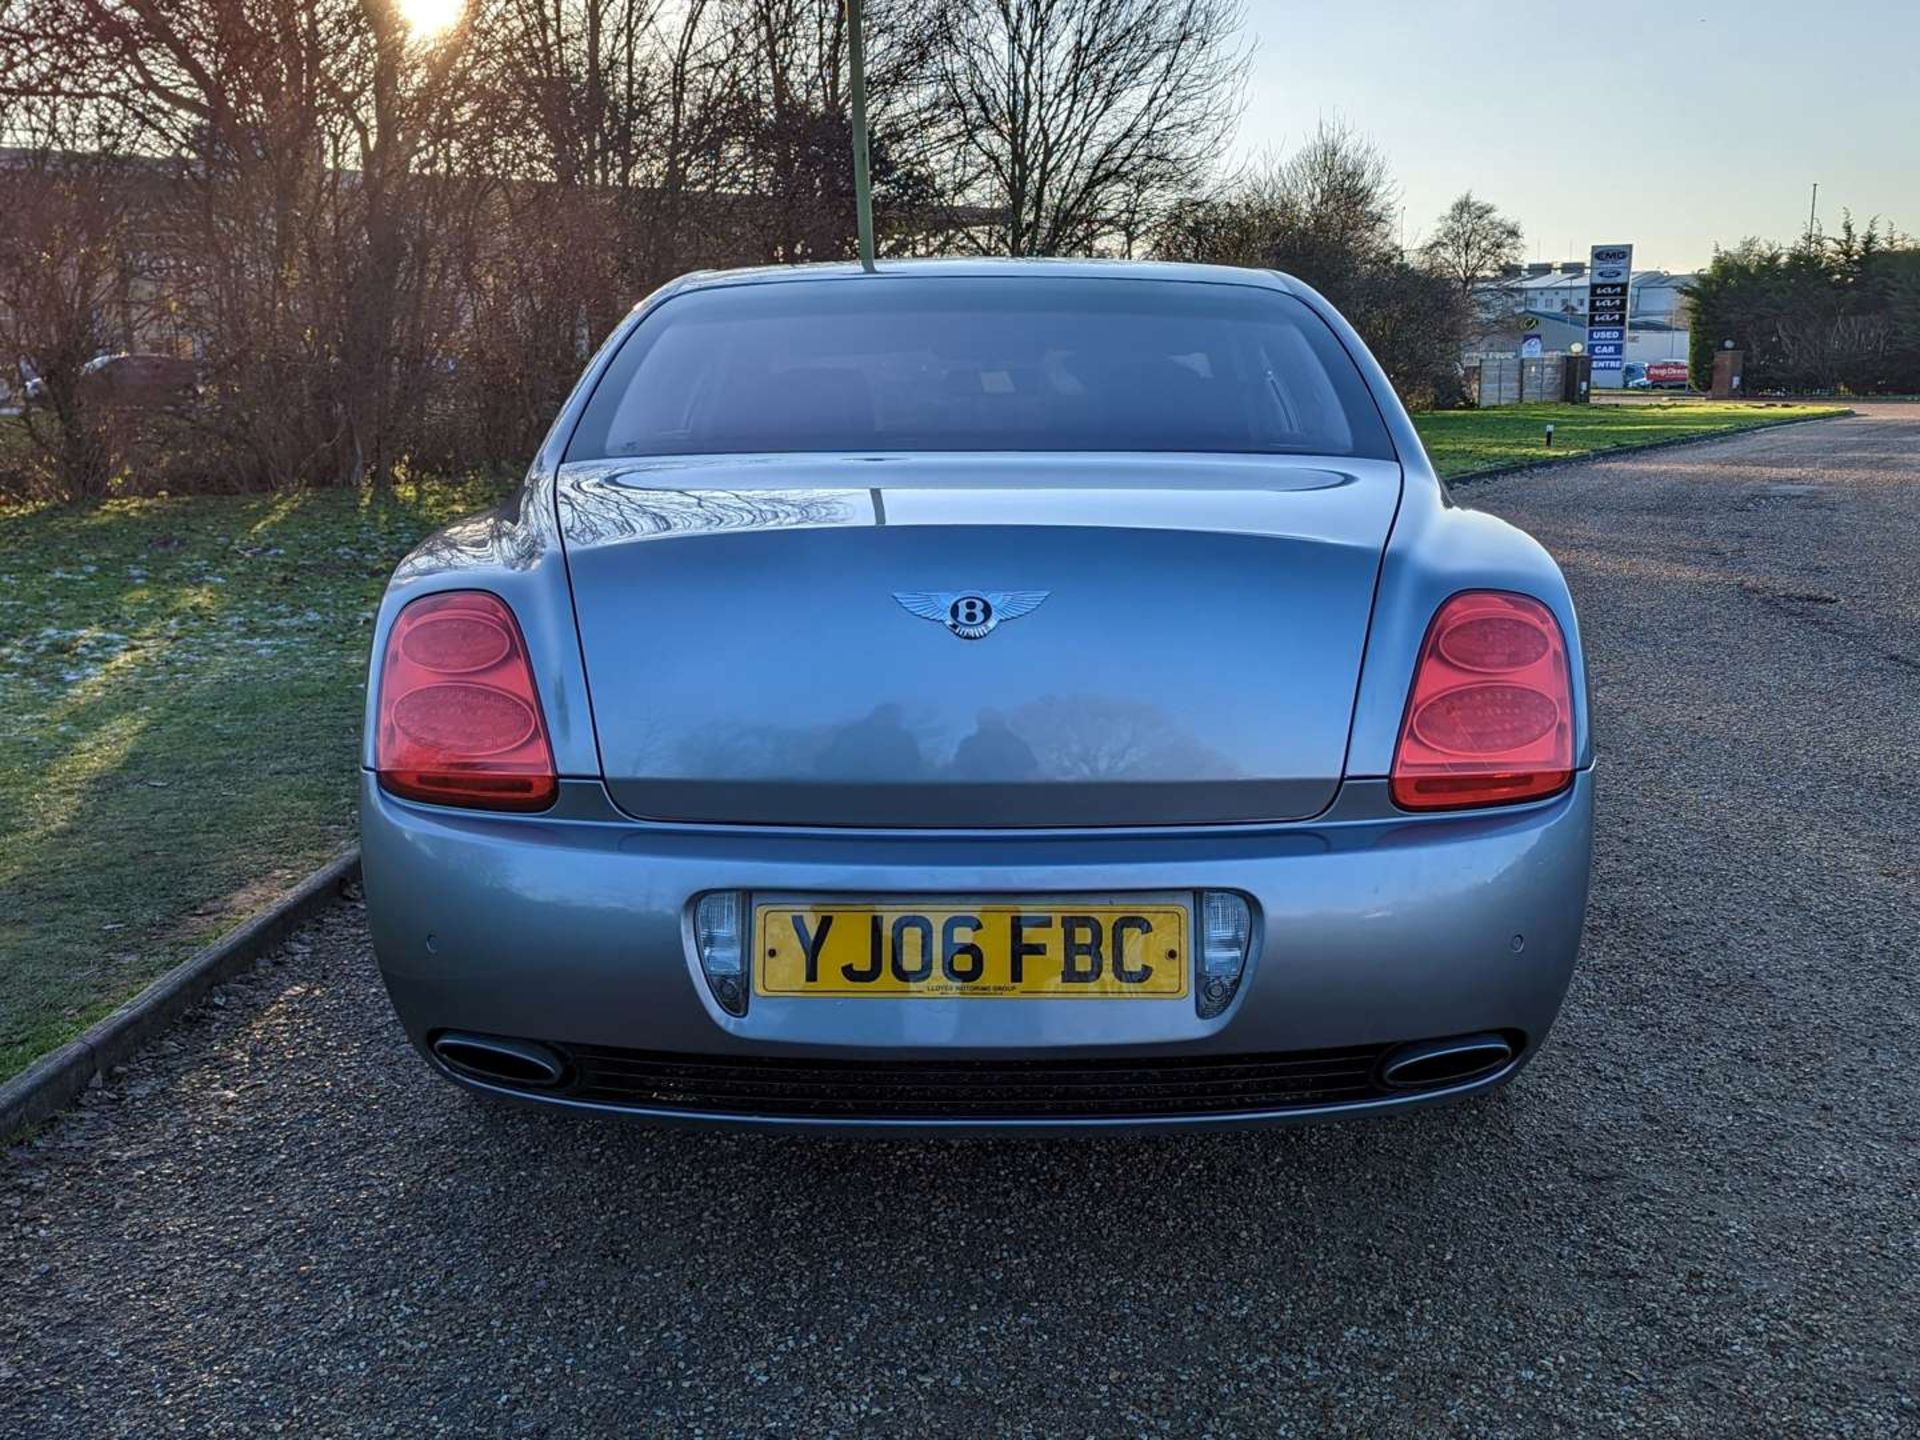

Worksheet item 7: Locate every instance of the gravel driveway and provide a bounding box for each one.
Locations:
[5,409,1915,1438]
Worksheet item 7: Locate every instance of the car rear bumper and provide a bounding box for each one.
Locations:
[360,771,1593,1133]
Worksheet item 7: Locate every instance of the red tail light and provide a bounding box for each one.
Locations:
[1390,591,1574,811]
[375,591,557,812]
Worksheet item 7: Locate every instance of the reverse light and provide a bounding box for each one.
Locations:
[1197,891,1252,1018]
[375,591,557,811]
[694,892,747,1016]
[1390,591,1574,811]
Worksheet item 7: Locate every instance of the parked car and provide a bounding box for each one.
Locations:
[1626,360,1691,391]
[21,353,198,408]
[360,260,1595,1132]
[78,353,198,407]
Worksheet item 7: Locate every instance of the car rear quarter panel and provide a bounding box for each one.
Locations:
[1342,479,1593,778]
[358,472,600,778]
[1234,274,1593,781]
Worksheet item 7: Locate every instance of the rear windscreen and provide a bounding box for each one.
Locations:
[565,276,1395,461]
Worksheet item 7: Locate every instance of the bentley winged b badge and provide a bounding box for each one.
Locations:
[893,590,1050,640]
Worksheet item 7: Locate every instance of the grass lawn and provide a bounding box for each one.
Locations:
[0,476,508,1081]
[0,398,1850,1083]
[1412,401,1845,478]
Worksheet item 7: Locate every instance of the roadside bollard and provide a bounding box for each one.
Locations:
[1545,423,1555,449]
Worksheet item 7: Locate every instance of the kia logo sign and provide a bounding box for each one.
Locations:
[1587,243,1633,370]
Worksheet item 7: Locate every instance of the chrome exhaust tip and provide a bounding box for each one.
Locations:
[1378,1033,1517,1091]
[430,1032,570,1090]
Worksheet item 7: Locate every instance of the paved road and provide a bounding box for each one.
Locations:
[5,411,1916,1438]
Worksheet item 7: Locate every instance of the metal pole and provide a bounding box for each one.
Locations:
[1806,182,1818,248]
[847,0,876,272]
[1006,22,1017,254]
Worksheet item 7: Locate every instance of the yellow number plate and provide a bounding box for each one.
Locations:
[755,900,1190,999]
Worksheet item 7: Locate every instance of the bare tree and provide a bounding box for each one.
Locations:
[927,0,1246,256]
[5,0,492,486]
[1159,122,1396,280]
[0,110,144,497]
[1158,123,1466,408]
[1420,190,1523,295]
[722,0,948,261]
[0,0,1265,498]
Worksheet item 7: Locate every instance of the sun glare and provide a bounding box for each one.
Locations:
[397,0,465,38]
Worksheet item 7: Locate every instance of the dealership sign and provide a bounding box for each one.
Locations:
[1587,244,1632,370]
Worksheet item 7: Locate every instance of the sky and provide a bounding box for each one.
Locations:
[1233,0,1920,273]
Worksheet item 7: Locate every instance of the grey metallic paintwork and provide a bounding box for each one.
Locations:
[555,453,1404,826]
[359,260,1594,1128]
[376,472,601,777]
[363,771,1591,1132]
[1349,474,1593,775]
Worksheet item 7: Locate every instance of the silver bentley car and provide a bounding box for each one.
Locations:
[360,260,1593,1132]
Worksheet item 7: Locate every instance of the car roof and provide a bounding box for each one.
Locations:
[649,257,1300,303]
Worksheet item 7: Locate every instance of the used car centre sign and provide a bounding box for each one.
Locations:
[1586,243,1632,371]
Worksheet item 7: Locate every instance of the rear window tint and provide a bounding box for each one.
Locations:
[566,276,1395,461]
